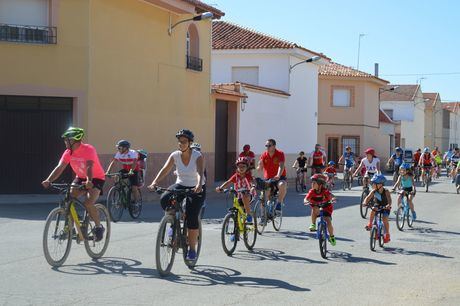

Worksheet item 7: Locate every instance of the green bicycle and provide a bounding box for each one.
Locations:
[220,188,257,255]
[106,172,143,222]
[42,183,111,267]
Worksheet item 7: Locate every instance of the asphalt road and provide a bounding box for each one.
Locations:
[1,175,459,305]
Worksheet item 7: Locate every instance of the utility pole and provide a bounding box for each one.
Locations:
[357,34,366,70]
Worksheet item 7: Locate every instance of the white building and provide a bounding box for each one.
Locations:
[211,21,328,179]
[443,102,460,149]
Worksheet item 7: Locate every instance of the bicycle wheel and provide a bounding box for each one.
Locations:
[155,214,176,277]
[254,199,267,235]
[128,190,143,219]
[272,203,283,232]
[182,218,202,268]
[107,186,124,222]
[243,215,257,250]
[360,190,369,219]
[295,175,301,192]
[84,204,111,259]
[425,178,429,192]
[407,209,414,228]
[348,178,352,190]
[43,207,72,267]
[370,227,377,251]
[318,222,327,259]
[378,226,384,248]
[396,206,405,231]
[221,213,238,256]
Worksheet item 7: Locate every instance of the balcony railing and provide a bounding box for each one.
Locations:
[0,23,57,44]
[186,55,203,72]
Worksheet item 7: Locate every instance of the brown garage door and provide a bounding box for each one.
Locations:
[0,96,73,194]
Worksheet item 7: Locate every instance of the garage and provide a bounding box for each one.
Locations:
[0,95,73,194]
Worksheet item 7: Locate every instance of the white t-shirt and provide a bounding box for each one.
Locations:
[362,157,380,174]
[170,150,202,187]
[114,149,139,170]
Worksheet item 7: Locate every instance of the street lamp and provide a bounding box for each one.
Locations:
[168,12,214,35]
[289,56,321,73]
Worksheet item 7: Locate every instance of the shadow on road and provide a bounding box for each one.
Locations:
[408,227,460,236]
[229,248,326,265]
[382,247,453,259]
[269,230,355,243]
[327,251,396,265]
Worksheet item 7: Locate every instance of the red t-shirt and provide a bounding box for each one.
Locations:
[260,149,287,179]
[229,172,253,190]
[239,151,255,160]
[311,150,326,166]
[324,166,337,175]
[414,152,421,164]
[305,187,333,215]
[60,143,105,180]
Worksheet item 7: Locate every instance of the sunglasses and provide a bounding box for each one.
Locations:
[265,144,273,148]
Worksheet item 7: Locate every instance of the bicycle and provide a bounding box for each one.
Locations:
[220,188,257,255]
[325,173,336,191]
[369,205,388,251]
[307,201,333,259]
[421,166,432,192]
[42,183,111,267]
[153,187,202,277]
[295,168,307,192]
[413,165,421,183]
[394,190,415,231]
[339,163,353,191]
[359,183,373,219]
[253,178,283,234]
[106,172,143,222]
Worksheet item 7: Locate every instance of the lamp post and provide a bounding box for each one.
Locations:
[357,33,366,70]
[289,56,321,73]
[168,12,213,35]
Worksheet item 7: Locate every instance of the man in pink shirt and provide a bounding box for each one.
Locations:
[42,127,106,241]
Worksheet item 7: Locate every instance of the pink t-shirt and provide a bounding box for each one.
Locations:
[60,143,105,180]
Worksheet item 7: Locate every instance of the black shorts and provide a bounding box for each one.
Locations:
[403,187,413,193]
[311,166,324,174]
[120,169,140,187]
[72,177,105,195]
[300,168,308,173]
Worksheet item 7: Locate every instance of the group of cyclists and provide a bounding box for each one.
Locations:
[42,126,460,264]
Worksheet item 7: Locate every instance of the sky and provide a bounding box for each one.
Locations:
[208,0,460,102]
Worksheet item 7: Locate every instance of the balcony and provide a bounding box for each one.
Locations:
[0,24,57,44]
[186,55,203,72]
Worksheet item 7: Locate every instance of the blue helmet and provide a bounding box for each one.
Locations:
[328,161,335,166]
[370,173,386,185]
[395,147,403,153]
[423,147,430,153]
[401,163,411,170]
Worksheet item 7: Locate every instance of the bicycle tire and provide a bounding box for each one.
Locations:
[84,204,111,259]
[221,213,238,256]
[407,210,414,228]
[182,218,202,268]
[360,190,369,219]
[378,226,384,248]
[43,207,72,267]
[295,175,301,192]
[155,214,176,277]
[318,222,327,259]
[272,203,283,232]
[243,215,257,251]
[396,206,405,231]
[107,186,124,222]
[425,178,429,192]
[128,190,143,219]
[370,227,377,251]
[254,199,267,235]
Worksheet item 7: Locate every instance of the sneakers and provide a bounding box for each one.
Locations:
[365,223,372,231]
[94,225,105,242]
[384,233,391,243]
[309,224,316,232]
[246,215,253,224]
[186,249,197,261]
[412,211,417,220]
[329,235,336,246]
[275,202,282,211]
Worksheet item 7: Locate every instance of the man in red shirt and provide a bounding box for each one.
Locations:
[239,144,256,169]
[257,139,287,211]
[308,144,327,175]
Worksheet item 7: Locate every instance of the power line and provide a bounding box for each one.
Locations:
[381,72,460,77]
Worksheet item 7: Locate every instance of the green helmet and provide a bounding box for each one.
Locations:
[61,127,85,141]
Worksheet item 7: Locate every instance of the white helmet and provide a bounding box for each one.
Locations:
[190,142,201,151]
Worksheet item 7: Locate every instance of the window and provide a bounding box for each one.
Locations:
[341,136,360,155]
[232,67,259,86]
[0,0,49,26]
[186,24,202,71]
[383,109,394,120]
[443,110,450,129]
[332,87,353,107]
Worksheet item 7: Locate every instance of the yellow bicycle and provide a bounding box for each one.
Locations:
[221,188,257,255]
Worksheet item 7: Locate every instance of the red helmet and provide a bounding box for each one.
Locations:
[235,157,249,166]
[243,144,250,152]
[365,147,375,155]
[311,174,327,185]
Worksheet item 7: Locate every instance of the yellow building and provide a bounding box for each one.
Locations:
[0,0,224,193]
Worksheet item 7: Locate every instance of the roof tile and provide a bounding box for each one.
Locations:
[380,85,420,101]
[319,62,388,83]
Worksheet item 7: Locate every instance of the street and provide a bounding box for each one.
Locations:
[1,175,459,306]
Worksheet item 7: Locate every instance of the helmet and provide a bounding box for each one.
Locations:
[137,149,148,158]
[61,127,85,141]
[401,163,411,170]
[235,157,249,166]
[328,161,335,166]
[311,174,327,185]
[395,147,403,153]
[370,173,386,185]
[176,129,194,141]
[116,140,130,148]
[365,147,375,155]
[423,147,430,153]
[416,148,421,152]
[243,144,250,152]
[345,146,352,150]
[190,143,201,151]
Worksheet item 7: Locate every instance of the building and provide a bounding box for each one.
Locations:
[0,0,224,193]
[442,102,460,149]
[423,92,447,151]
[379,109,398,160]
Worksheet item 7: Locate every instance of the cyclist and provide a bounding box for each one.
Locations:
[418,147,435,185]
[106,140,141,205]
[136,149,148,187]
[450,148,460,180]
[353,148,381,189]
[304,174,336,246]
[239,144,256,170]
[392,163,417,220]
[292,151,308,189]
[41,127,105,241]
[308,144,327,175]
[216,157,255,223]
[191,142,207,218]
[413,148,421,178]
[257,138,287,213]
[338,146,356,179]
[362,174,392,243]
[387,147,404,178]
[324,161,337,188]
[148,129,205,261]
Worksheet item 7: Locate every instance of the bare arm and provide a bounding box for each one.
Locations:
[385,189,392,207]
[105,159,117,174]
[392,175,401,190]
[292,160,298,168]
[363,189,375,205]
[44,160,68,183]
[217,179,233,191]
[150,155,175,186]
[353,160,364,177]
[376,161,381,173]
[196,155,204,188]
[257,159,263,172]
[86,160,94,181]
[276,161,285,178]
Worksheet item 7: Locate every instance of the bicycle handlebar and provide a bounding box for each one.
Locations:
[151,186,195,196]
[222,187,250,195]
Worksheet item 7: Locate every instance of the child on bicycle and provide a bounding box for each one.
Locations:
[216,157,255,223]
[363,174,392,243]
[392,163,416,220]
[304,174,336,246]
[324,161,337,188]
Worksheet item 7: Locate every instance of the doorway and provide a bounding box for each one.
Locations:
[215,100,237,181]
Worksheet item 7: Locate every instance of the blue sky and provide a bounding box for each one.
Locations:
[209,0,460,102]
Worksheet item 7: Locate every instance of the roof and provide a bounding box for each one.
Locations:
[211,83,247,98]
[182,0,224,18]
[423,93,440,110]
[240,82,290,96]
[379,109,394,124]
[442,102,460,113]
[380,85,420,101]
[319,62,389,84]
[212,21,329,59]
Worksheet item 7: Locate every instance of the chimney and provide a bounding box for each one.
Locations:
[374,63,379,77]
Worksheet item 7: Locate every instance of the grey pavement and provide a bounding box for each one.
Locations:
[1,175,459,305]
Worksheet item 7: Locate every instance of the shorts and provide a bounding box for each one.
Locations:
[364,172,376,178]
[300,168,308,173]
[402,187,413,193]
[310,203,333,216]
[73,177,105,195]
[311,165,324,174]
[120,169,140,187]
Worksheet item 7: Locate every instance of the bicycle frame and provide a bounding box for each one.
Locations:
[316,208,329,240]
[107,173,132,207]
[372,208,385,237]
